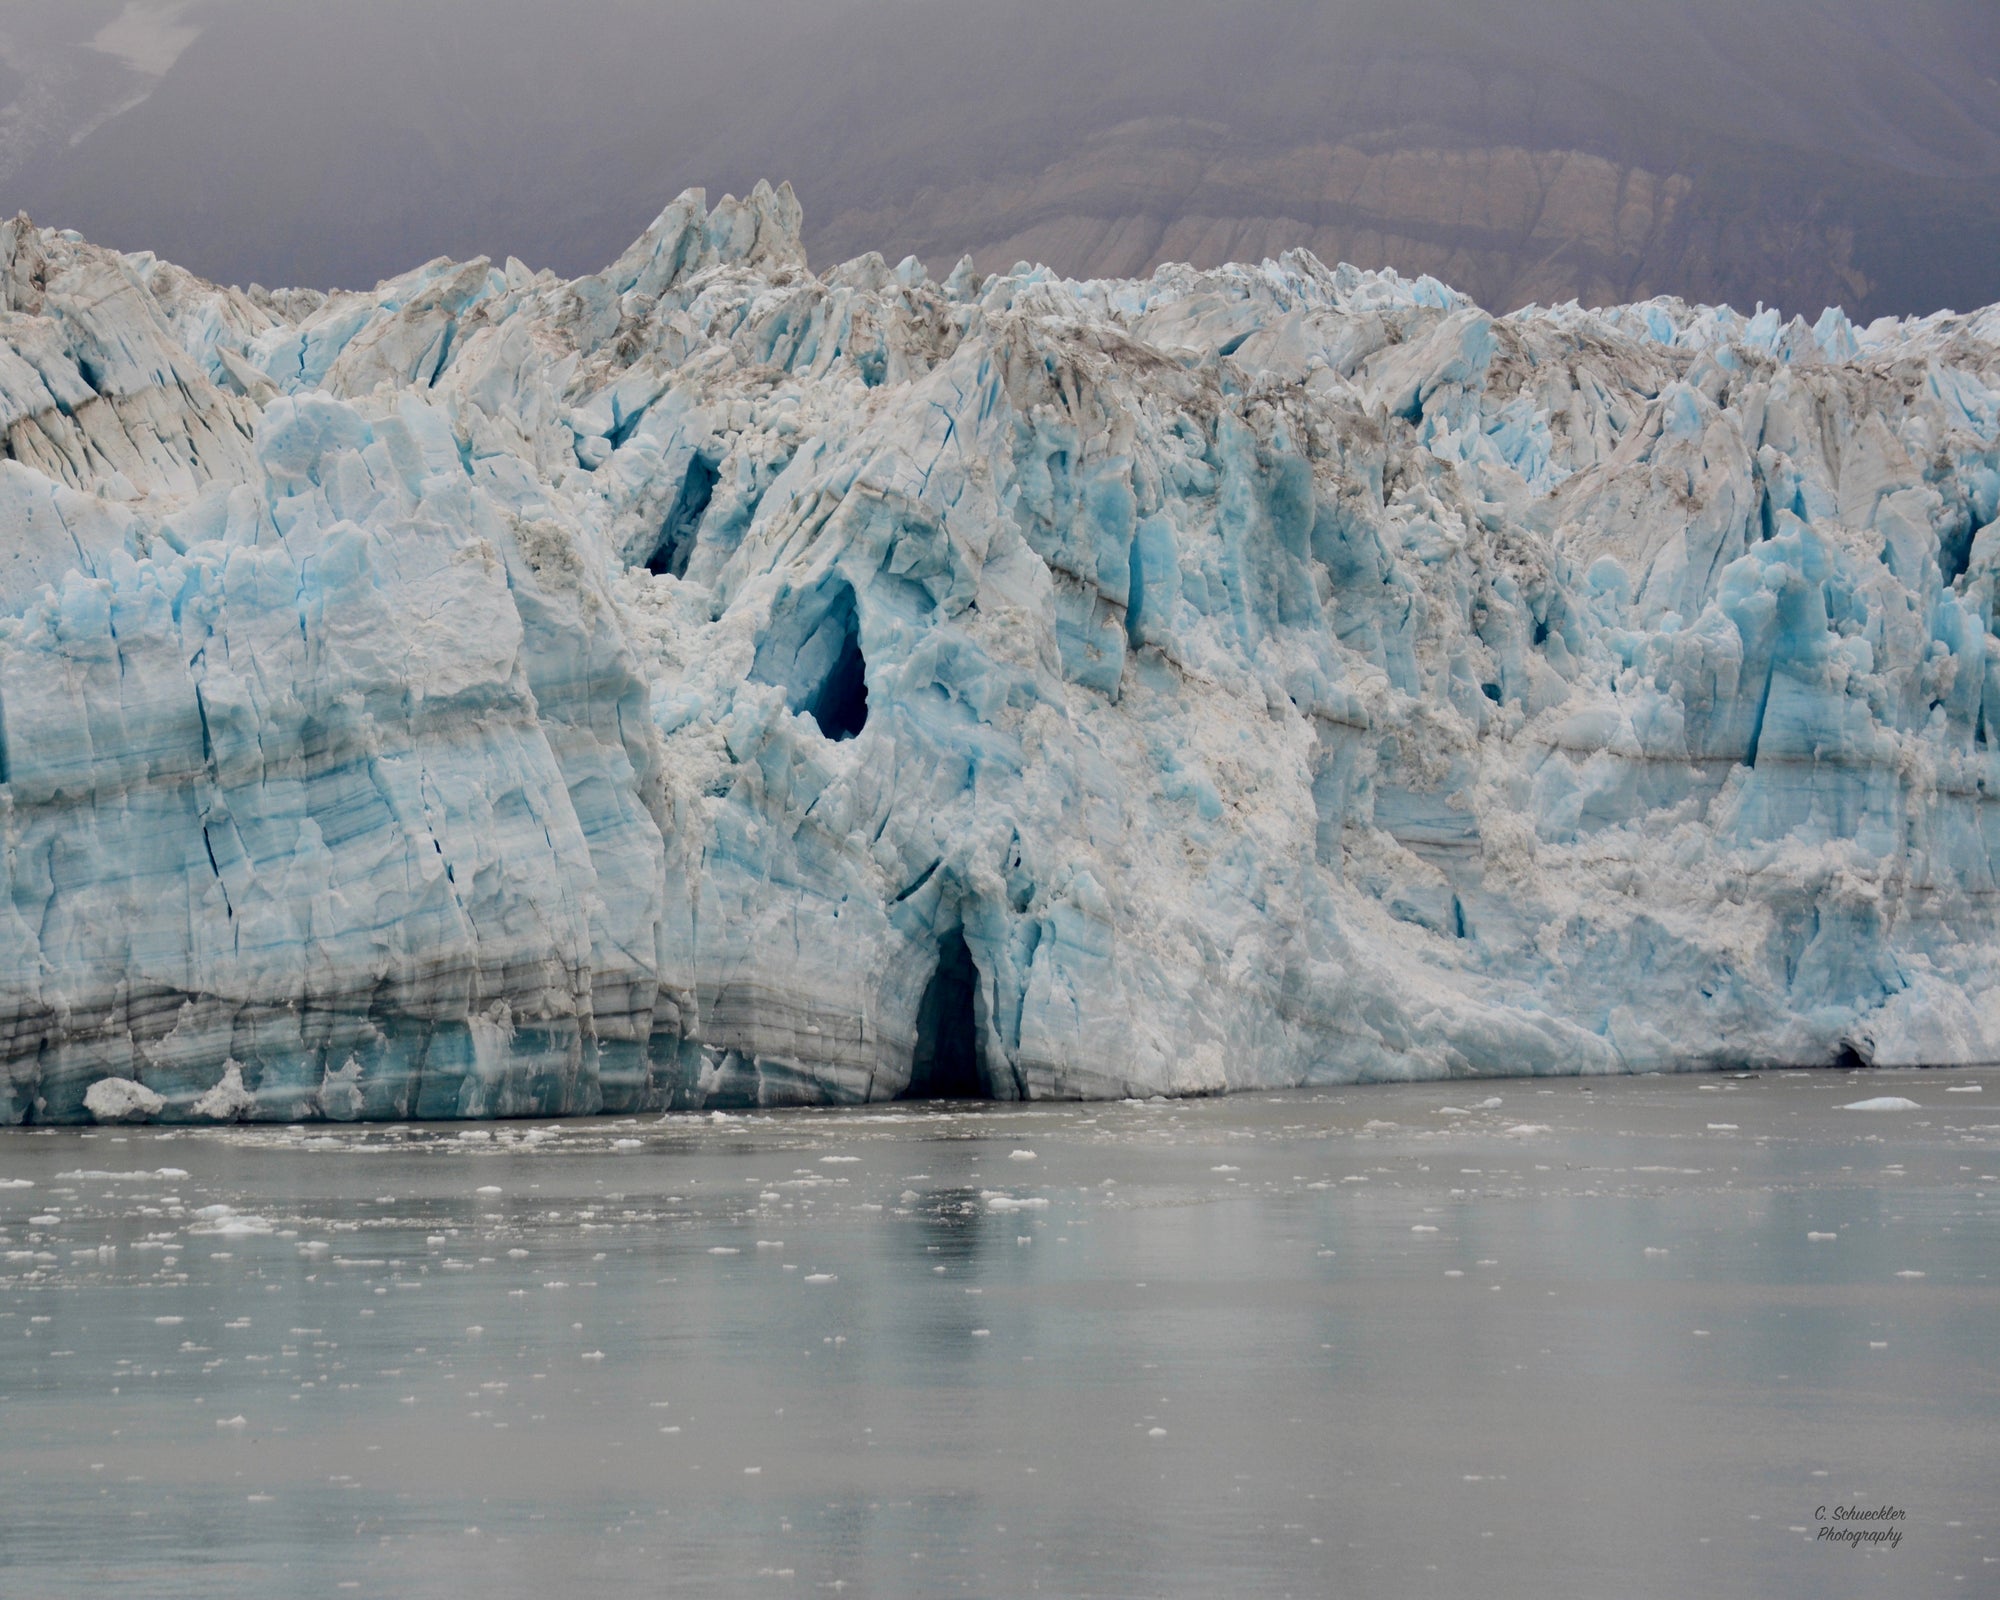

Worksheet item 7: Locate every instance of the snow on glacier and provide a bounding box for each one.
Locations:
[1,181,1999,1122]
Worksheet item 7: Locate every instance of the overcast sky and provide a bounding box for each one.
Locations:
[4,0,1997,316]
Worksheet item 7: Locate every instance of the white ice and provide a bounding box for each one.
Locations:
[0,184,1998,1121]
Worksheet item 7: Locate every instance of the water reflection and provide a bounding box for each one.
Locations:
[0,1071,1994,1598]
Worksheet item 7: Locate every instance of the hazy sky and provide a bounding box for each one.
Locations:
[4,0,1998,316]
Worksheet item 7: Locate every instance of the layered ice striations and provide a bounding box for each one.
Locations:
[1,183,1999,1122]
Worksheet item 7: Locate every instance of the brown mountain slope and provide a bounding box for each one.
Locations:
[5,0,1998,317]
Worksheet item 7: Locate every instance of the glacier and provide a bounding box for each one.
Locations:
[1,181,1999,1123]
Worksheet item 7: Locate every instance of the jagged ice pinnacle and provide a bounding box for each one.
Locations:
[1,180,1998,1123]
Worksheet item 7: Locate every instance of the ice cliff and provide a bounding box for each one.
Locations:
[2,183,1999,1122]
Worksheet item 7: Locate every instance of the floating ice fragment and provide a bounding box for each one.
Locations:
[83,1078,163,1123]
[201,1216,276,1240]
[58,1168,187,1181]
[1807,1232,1837,1242]
[216,1415,247,1428]
[984,1194,1049,1211]
[1840,1098,1921,1111]
[191,1063,257,1123]
[611,1139,643,1150]
[803,1274,836,1284]
[1008,1150,1038,1162]
[475,1186,502,1195]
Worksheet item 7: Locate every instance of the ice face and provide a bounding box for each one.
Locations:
[1,183,1998,1122]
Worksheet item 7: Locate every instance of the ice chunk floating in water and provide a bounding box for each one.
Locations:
[83,1079,165,1124]
[3,184,2000,1122]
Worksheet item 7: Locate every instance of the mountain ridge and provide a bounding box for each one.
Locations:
[4,0,1997,319]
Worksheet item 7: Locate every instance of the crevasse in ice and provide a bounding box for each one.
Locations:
[1,183,1998,1122]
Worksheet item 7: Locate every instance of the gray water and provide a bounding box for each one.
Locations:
[1,1068,1994,1599]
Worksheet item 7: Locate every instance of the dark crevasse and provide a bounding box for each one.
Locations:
[646,454,719,578]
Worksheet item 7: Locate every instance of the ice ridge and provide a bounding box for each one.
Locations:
[1,181,1998,1122]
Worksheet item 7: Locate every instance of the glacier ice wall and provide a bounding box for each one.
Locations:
[2,182,1999,1122]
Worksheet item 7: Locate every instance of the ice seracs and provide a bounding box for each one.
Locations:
[0,181,1998,1122]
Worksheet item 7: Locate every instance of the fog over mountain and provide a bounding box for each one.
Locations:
[3,0,1997,318]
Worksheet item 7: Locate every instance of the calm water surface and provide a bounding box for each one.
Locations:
[1,1068,1995,1599]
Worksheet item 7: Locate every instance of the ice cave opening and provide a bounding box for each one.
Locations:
[751,575,870,741]
[900,926,990,1099]
[803,592,869,741]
